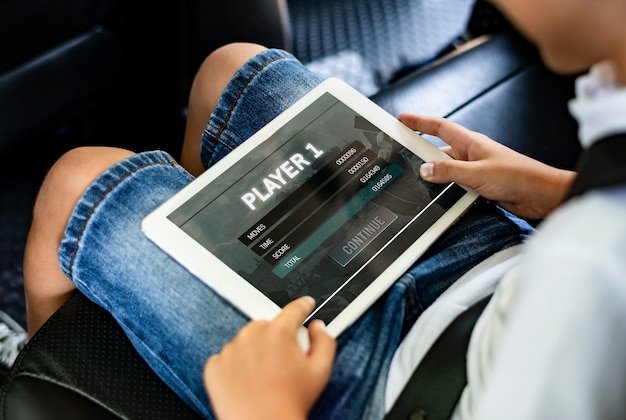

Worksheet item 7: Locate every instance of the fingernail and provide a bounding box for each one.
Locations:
[302,296,316,308]
[420,162,434,178]
[312,319,327,332]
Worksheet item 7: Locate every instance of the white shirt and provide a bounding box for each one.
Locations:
[459,60,626,419]
[384,61,626,418]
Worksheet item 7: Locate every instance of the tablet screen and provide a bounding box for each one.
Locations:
[166,92,466,324]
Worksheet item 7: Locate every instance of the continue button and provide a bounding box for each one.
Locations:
[329,206,397,267]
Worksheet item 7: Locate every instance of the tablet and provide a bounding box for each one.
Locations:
[141,77,478,338]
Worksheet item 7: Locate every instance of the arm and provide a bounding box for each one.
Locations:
[399,114,576,220]
[204,296,337,420]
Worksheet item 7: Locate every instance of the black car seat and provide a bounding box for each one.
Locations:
[0,1,581,418]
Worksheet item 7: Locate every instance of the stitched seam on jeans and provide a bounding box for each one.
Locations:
[212,54,290,150]
[399,273,424,337]
[67,160,178,278]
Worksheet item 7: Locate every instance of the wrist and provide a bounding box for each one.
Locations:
[533,165,576,217]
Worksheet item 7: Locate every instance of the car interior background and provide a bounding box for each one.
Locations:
[0,0,580,418]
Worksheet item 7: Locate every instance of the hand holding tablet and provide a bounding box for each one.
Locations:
[142,77,478,337]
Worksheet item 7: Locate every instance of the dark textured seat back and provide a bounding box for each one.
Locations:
[0,292,201,420]
[1,30,581,419]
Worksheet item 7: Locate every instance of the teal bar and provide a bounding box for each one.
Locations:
[272,162,404,278]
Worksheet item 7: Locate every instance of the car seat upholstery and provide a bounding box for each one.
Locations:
[0,24,580,417]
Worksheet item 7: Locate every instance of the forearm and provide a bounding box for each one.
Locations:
[399,114,578,220]
[512,160,576,219]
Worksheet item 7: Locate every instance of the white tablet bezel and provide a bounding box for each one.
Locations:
[141,77,478,337]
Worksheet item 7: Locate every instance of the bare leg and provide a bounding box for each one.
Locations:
[24,43,267,336]
[180,42,267,177]
[23,146,135,337]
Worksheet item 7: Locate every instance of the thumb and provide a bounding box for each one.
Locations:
[306,320,336,377]
[420,159,474,185]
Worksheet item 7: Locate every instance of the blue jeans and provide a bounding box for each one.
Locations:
[59,49,533,419]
